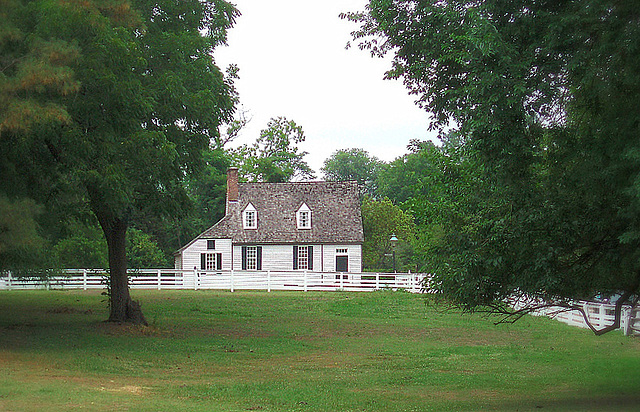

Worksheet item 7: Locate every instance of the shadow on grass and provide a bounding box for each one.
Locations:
[483,393,640,411]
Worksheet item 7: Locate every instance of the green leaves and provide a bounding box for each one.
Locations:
[232,116,315,183]
[347,1,640,328]
[321,148,383,197]
[361,196,416,271]
[0,196,44,269]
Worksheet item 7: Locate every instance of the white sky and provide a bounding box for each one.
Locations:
[214,0,438,177]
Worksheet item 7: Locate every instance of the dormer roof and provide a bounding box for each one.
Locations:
[200,180,363,244]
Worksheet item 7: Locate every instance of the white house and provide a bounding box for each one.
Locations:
[174,168,364,273]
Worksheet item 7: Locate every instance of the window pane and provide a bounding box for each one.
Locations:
[298,211,311,228]
[205,253,216,270]
[245,211,256,228]
[297,246,309,270]
[246,246,257,270]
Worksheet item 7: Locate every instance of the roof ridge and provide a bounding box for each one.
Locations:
[239,180,358,185]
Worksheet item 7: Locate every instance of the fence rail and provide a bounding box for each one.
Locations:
[0,269,430,293]
[3,270,637,336]
[513,298,640,336]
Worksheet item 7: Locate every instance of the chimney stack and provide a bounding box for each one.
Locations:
[226,167,239,203]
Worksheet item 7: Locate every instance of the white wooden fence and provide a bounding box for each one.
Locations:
[3,270,636,335]
[513,299,640,336]
[0,269,430,293]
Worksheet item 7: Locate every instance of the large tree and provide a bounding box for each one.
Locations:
[361,196,416,272]
[345,0,640,334]
[0,0,239,324]
[232,116,315,183]
[321,148,383,197]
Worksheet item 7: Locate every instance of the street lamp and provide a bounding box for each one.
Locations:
[390,234,398,273]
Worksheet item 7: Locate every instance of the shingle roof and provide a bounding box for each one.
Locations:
[200,181,364,244]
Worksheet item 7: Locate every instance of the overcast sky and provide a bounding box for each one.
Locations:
[214,0,438,177]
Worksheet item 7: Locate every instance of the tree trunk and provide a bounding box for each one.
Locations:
[101,216,148,326]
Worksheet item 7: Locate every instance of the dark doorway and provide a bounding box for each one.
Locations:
[336,255,348,273]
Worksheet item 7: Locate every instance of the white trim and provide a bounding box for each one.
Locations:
[243,203,257,229]
[296,203,312,229]
[246,246,258,270]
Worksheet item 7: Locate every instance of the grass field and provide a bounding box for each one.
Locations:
[0,290,639,411]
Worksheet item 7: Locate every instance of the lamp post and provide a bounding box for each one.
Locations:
[390,234,398,273]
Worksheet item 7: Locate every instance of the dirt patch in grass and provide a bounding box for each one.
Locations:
[166,322,276,340]
[95,321,172,338]
[99,384,150,395]
[47,306,94,315]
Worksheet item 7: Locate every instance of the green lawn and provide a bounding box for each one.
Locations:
[0,290,639,411]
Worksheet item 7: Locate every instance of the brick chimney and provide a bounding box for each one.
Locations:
[226,167,239,203]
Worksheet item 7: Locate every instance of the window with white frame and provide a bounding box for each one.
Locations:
[201,252,222,271]
[246,246,258,270]
[298,246,309,269]
[241,246,262,270]
[296,203,312,229]
[243,203,257,229]
[206,253,216,270]
[293,245,313,270]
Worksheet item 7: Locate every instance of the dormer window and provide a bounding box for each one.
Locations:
[243,203,257,229]
[297,203,312,229]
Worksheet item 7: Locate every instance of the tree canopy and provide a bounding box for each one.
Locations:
[0,0,239,324]
[321,148,383,197]
[345,0,640,334]
[232,116,315,182]
[361,196,416,272]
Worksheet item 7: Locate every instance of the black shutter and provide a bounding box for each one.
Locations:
[216,253,222,270]
[308,246,313,271]
[242,246,247,270]
[201,253,206,270]
[293,245,298,270]
[256,246,262,270]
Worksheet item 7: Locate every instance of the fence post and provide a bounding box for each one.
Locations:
[267,271,271,293]
[230,270,234,293]
[304,270,308,292]
[376,273,380,290]
[82,269,87,291]
[582,302,590,327]
[157,269,162,291]
[7,270,12,290]
[340,272,344,290]
[194,269,199,291]
[622,308,632,336]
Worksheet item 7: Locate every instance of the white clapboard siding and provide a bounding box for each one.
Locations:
[321,244,362,272]
[182,242,363,273]
[229,244,348,272]
[179,238,233,271]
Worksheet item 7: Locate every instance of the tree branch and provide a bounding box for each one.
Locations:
[495,270,640,335]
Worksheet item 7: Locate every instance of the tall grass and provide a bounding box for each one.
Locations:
[1,290,639,411]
